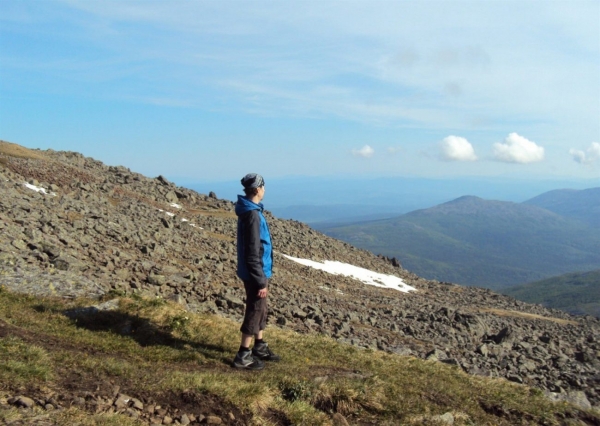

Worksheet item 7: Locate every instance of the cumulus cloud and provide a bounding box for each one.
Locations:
[352,145,374,158]
[570,142,600,165]
[493,133,544,164]
[439,136,477,161]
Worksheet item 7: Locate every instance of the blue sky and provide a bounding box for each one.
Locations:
[1,0,599,184]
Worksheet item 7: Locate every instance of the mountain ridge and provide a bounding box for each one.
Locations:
[320,190,600,289]
[524,187,600,228]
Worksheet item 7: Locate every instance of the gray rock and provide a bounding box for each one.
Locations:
[431,412,454,425]
[224,294,244,309]
[130,398,144,410]
[156,175,172,186]
[14,396,35,408]
[11,239,27,250]
[52,254,87,272]
[494,326,517,346]
[165,191,179,203]
[426,349,447,362]
[546,390,592,410]
[292,308,307,319]
[64,299,120,318]
[148,274,166,286]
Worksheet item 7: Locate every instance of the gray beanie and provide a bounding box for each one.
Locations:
[241,173,265,189]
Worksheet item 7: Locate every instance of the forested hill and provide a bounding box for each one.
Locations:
[502,269,600,317]
[320,194,600,289]
[524,187,600,228]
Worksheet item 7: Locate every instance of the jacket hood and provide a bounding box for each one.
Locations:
[235,194,263,216]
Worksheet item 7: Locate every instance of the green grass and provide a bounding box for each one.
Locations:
[0,337,52,382]
[0,288,597,425]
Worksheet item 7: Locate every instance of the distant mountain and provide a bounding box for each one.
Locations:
[524,187,600,227]
[502,270,600,317]
[187,177,598,224]
[320,194,600,290]
[270,204,407,225]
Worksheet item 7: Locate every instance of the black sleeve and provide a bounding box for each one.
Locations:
[241,210,267,288]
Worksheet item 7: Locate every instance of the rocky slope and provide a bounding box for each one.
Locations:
[1,141,599,410]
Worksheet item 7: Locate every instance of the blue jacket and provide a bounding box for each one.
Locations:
[235,195,273,287]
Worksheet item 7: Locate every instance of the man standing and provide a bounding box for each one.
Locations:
[232,173,280,370]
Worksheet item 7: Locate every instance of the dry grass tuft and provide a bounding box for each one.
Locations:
[478,308,578,325]
[188,208,237,219]
[0,140,47,161]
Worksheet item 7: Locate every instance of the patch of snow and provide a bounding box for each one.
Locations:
[23,182,56,196]
[283,254,416,293]
[165,212,175,217]
[170,203,182,209]
[181,218,189,222]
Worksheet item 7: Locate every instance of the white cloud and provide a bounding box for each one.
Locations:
[352,145,374,158]
[440,136,477,161]
[493,133,544,164]
[570,142,600,165]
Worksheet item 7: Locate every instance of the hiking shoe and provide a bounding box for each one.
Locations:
[232,350,265,370]
[252,342,281,362]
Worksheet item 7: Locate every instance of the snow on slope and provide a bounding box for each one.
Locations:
[283,254,416,293]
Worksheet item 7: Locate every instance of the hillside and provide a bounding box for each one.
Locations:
[502,270,600,317]
[524,188,600,228]
[1,140,600,422]
[319,195,600,289]
[3,289,596,426]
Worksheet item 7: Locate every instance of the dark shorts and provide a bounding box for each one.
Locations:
[240,281,268,335]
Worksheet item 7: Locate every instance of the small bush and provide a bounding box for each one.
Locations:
[280,378,314,402]
[168,313,191,337]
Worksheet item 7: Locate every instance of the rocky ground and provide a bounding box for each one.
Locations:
[1,141,599,416]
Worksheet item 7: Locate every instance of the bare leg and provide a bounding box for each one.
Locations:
[240,330,264,348]
[241,333,253,349]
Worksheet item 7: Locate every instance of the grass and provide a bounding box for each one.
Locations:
[0,337,53,382]
[0,287,597,425]
[0,140,47,161]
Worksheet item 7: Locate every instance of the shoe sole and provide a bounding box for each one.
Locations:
[252,352,281,362]
[232,362,265,370]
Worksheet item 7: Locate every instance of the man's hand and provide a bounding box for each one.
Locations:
[258,288,268,298]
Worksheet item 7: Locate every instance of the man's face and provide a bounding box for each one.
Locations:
[257,185,265,201]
